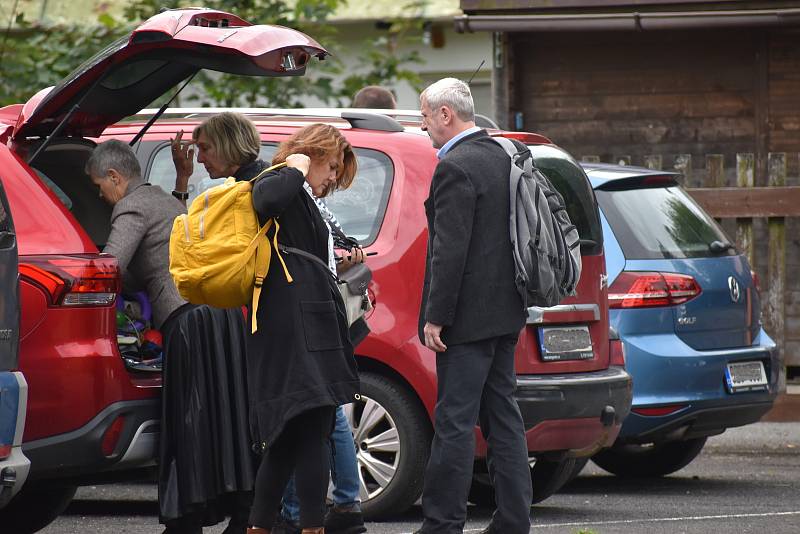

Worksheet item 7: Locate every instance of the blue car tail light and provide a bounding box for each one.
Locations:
[609,272,702,309]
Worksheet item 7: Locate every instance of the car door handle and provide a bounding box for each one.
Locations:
[0,231,16,250]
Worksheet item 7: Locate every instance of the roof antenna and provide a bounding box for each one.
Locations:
[467,60,485,85]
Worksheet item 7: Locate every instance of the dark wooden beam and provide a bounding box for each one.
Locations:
[687,186,800,217]
[460,0,791,13]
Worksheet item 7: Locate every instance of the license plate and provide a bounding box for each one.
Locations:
[538,326,593,362]
[725,361,768,393]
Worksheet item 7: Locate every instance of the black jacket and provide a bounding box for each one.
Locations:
[419,130,526,346]
[238,161,359,450]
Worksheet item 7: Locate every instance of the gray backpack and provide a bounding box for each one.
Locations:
[489,136,582,308]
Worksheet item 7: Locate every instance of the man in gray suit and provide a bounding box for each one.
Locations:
[415,78,532,534]
[86,139,186,329]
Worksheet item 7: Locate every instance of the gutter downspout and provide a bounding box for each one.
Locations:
[455,8,800,33]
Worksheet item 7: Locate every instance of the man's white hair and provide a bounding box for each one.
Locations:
[421,77,475,122]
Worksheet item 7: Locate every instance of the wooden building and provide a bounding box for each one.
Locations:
[456,1,800,372]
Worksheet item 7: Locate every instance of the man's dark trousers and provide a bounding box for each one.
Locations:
[420,331,532,534]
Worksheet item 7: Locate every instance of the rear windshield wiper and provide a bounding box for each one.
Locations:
[709,240,735,254]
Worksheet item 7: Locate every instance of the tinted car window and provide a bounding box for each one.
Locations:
[596,185,734,259]
[528,145,603,255]
[147,143,393,245]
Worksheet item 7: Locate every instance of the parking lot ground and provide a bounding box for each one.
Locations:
[763,387,800,422]
[43,423,800,534]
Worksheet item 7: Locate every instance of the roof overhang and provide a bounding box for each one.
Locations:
[455,7,800,33]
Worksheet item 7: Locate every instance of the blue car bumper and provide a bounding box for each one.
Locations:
[618,327,778,443]
[0,371,30,508]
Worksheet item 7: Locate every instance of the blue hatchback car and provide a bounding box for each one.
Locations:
[582,163,779,477]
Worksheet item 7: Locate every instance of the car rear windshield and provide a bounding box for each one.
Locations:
[595,185,735,259]
[147,143,393,245]
[528,145,603,255]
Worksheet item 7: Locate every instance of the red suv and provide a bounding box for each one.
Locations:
[99,107,631,517]
[0,8,328,531]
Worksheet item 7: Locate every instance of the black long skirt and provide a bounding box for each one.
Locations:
[158,304,255,527]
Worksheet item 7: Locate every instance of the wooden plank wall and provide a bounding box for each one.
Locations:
[513,29,760,166]
[512,28,800,372]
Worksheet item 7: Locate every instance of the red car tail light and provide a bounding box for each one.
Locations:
[750,270,761,294]
[609,338,626,367]
[608,272,701,309]
[632,404,688,417]
[0,444,10,460]
[19,255,119,307]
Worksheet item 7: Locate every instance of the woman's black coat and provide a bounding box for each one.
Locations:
[238,161,360,450]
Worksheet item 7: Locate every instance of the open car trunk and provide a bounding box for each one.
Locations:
[27,140,112,249]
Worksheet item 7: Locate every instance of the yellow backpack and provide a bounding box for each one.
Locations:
[169,163,292,333]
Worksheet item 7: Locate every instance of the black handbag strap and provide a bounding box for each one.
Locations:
[278,245,339,282]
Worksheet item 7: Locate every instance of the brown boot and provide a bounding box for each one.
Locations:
[247,528,271,534]
[300,529,324,534]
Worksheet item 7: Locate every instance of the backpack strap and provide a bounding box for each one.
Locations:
[490,136,534,173]
[249,161,288,183]
[250,219,294,333]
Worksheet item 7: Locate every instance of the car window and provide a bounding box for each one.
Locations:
[147,143,393,245]
[595,185,735,259]
[528,144,603,255]
[324,148,393,245]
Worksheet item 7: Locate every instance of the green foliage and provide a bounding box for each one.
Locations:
[0,0,425,109]
[0,13,128,106]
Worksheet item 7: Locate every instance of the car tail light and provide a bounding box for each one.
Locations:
[750,270,761,294]
[632,404,688,417]
[19,254,119,307]
[0,444,10,460]
[608,272,701,309]
[609,338,626,366]
[101,416,126,457]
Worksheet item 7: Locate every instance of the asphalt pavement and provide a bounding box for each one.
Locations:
[42,421,800,534]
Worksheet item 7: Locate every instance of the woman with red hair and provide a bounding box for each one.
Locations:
[244,124,361,534]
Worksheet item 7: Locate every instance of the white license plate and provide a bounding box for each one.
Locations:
[538,326,593,362]
[725,361,768,393]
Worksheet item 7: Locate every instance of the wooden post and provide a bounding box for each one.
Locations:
[644,155,663,170]
[491,32,512,131]
[706,155,725,225]
[766,153,788,377]
[581,155,600,163]
[674,154,692,187]
[735,153,755,267]
[707,154,725,188]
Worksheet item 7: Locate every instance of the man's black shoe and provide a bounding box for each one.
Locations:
[272,515,301,534]
[324,507,367,534]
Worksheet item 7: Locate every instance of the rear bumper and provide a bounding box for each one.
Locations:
[515,366,632,457]
[0,372,30,508]
[23,399,160,484]
[618,328,779,441]
[622,400,774,444]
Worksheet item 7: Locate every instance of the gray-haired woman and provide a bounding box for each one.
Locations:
[86,138,253,534]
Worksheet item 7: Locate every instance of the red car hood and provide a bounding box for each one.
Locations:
[12,8,327,141]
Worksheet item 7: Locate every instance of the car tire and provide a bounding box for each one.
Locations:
[0,483,77,533]
[347,372,431,520]
[592,437,708,477]
[468,457,578,507]
[565,456,590,484]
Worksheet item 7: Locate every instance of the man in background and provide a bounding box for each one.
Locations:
[352,85,397,109]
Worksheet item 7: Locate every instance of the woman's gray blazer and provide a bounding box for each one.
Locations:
[103,183,187,328]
